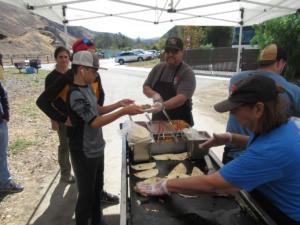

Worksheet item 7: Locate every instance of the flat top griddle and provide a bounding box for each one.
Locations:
[128,159,261,225]
[120,122,276,225]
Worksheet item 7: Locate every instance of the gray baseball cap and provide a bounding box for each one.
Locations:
[72,51,99,69]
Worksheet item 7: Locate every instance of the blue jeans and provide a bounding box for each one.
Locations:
[0,121,11,188]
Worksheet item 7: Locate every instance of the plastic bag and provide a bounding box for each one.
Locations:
[121,120,152,144]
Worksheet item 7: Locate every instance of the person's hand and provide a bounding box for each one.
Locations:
[146,102,164,113]
[51,120,59,131]
[122,104,144,115]
[199,132,232,149]
[118,99,135,107]
[152,93,163,103]
[136,179,168,196]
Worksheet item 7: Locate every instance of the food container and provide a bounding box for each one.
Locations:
[131,142,151,162]
[130,124,210,162]
[184,129,210,160]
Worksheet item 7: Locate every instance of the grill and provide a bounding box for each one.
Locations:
[120,121,277,225]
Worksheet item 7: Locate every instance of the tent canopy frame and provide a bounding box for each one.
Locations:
[3,0,299,72]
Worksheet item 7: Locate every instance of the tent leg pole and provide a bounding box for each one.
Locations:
[236,25,242,72]
[64,23,68,47]
[236,8,244,73]
[63,5,68,47]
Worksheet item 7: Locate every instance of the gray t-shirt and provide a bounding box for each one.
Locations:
[69,84,105,158]
[144,62,196,99]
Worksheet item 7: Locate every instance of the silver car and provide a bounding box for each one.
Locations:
[132,50,154,60]
[115,51,144,64]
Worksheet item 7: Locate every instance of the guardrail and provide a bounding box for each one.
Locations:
[2,54,55,66]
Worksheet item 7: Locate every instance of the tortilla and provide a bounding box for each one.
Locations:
[191,167,204,176]
[131,162,156,171]
[170,152,188,160]
[134,168,159,179]
[167,163,187,179]
[142,177,160,184]
[152,152,188,161]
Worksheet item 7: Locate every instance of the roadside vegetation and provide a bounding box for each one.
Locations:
[127,58,160,68]
[252,13,300,79]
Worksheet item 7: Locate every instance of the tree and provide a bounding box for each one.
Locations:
[153,37,167,50]
[205,27,233,47]
[183,26,206,49]
[251,13,300,79]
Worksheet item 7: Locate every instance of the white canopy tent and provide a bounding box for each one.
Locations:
[1,0,299,71]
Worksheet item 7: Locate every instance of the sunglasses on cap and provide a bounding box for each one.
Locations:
[82,38,94,46]
[165,48,180,54]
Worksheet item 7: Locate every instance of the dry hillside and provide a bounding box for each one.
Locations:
[0,1,102,59]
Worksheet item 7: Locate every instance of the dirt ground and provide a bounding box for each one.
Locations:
[0,67,229,225]
[0,68,60,225]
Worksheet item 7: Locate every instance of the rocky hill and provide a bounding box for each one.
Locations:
[0,1,120,57]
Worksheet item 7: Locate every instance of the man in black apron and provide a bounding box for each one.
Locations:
[143,37,196,126]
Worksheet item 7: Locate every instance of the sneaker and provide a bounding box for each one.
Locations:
[60,175,75,184]
[0,181,24,193]
[101,191,119,204]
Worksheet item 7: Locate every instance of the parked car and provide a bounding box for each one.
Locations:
[115,51,144,64]
[96,51,105,58]
[148,50,160,58]
[132,49,154,60]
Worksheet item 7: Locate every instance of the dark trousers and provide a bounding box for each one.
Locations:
[57,123,72,178]
[70,150,104,225]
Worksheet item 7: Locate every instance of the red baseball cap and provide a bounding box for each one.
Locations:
[72,38,96,53]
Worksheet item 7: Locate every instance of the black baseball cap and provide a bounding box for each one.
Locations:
[214,75,283,113]
[164,37,183,51]
[258,43,287,66]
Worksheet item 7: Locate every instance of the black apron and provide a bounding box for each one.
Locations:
[152,63,194,126]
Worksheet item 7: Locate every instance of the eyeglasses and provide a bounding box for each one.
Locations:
[165,49,180,54]
[82,38,94,46]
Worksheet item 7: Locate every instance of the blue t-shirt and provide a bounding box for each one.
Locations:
[225,70,300,158]
[220,120,300,221]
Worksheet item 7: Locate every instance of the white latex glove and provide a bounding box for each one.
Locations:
[152,93,163,103]
[148,102,164,113]
[136,179,168,196]
[199,132,232,149]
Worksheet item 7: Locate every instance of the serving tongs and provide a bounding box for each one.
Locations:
[144,113,155,141]
[162,109,179,142]
[145,112,179,142]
